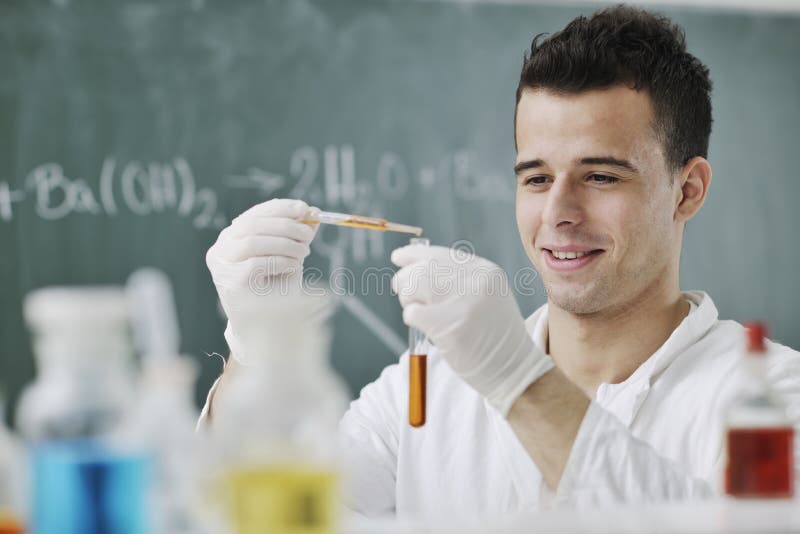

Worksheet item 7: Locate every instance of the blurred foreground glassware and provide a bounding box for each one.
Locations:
[16,287,136,441]
[0,396,25,534]
[17,286,146,533]
[120,268,204,534]
[724,322,793,498]
[205,287,350,534]
[32,442,147,534]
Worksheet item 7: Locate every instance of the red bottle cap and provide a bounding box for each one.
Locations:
[744,322,767,354]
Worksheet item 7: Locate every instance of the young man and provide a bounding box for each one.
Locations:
[203,5,800,521]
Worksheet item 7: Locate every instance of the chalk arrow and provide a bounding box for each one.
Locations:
[226,168,286,195]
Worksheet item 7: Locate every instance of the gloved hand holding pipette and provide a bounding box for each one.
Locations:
[206,198,423,365]
[206,198,319,365]
[391,244,555,417]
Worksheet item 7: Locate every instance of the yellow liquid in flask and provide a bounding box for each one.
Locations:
[224,465,337,534]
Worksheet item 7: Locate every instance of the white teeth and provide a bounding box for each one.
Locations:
[552,250,590,260]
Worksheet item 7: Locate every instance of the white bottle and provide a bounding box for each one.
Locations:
[208,288,350,534]
[16,286,136,441]
[116,267,203,534]
[115,356,202,533]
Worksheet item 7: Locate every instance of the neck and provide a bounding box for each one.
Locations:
[546,283,689,398]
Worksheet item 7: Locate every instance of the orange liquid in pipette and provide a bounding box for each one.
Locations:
[301,215,389,231]
[336,218,391,231]
[409,354,427,427]
[301,215,422,235]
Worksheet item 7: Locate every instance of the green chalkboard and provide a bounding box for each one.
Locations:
[1,0,799,422]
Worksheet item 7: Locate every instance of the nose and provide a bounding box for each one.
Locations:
[541,177,584,229]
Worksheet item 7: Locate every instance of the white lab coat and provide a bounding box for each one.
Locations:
[338,291,800,521]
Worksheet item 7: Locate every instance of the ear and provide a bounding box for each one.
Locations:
[674,156,712,222]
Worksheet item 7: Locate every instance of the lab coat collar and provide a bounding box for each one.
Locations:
[524,290,720,425]
[613,290,718,389]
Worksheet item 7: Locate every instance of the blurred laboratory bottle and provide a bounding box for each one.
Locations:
[16,287,136,441]
[724,322,794,498]
[113,267,204,534]
[206,287,350,534]
[114,356,202,534]
[16,286,148,534]
[0,396,25,534]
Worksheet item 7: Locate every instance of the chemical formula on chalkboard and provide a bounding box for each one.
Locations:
[0,158,226,230]
[0,145,513,232]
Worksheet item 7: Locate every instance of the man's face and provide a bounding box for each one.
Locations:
[515,86,681,315]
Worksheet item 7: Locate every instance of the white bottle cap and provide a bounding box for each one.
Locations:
[24,286,129,333]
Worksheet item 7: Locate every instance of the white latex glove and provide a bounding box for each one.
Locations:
[206,198,319,365]
[391,244,554,417]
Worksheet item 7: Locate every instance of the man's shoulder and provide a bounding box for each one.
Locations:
[685,292,798,356]
[683,316,800,376]
[701,317,798,354]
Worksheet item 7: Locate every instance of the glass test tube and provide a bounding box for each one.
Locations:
[408,237,431,428]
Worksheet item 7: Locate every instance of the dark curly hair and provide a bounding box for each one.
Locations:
[515,5,713,172]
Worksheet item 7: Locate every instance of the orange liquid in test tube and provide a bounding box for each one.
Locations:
[409,354,427,427]
[407,237,430,428]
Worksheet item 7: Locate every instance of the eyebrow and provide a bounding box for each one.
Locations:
[514,156,639,175]
[513,159,545,174]
[578,156,639,172]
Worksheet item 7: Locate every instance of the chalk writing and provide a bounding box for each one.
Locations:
[4,146,512,237]
[12,158,227,229]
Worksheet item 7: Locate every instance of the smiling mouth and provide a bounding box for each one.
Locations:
[540,248,605,271]
[543,249,604,260]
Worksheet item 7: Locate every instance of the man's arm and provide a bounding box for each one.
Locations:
[509,339,800,505]
[507,368,589,490]
[196,354,241,428]
[337,358,405,516]
[509,363,714,505]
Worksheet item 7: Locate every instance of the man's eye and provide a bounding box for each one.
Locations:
[524,176,549,186]
[588,174,620,184]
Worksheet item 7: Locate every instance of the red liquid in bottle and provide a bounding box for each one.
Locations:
[725,427,794,498]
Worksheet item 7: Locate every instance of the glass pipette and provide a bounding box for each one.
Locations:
[302,208,422,236]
